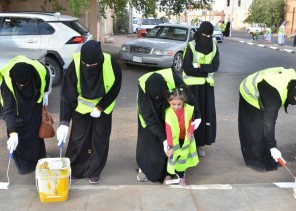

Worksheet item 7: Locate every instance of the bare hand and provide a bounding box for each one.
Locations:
[165,149,173,158]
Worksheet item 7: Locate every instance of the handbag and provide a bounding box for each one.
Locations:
[39,106,55,138]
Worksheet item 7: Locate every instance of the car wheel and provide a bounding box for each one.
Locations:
[45,56,63,87]
[172,52,183,76]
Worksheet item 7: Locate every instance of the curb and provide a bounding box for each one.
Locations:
[227,38,296,54]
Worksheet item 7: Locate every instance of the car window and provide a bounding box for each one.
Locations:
[36,19,55,35]
[146,26,187,41]
[141,19,158,25]
[189,29,196,41]
[0,17,32,35]
[61,20,89,35]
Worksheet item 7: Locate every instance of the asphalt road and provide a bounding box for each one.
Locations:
[1,39,296,187]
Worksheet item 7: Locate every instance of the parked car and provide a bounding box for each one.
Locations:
[247,23,267,35]
[213,26,223,43]
[0,12,93,86]
[119,23,197,74]
[0,46,47,114]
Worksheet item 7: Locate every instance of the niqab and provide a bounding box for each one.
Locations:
[10,62,37,99]
[195,21,214,55]
[80,40,105,99]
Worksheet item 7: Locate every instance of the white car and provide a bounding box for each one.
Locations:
[132,18,141,33]
[0,12,93,86]
[247,23,267,35]
[213,26,223,43]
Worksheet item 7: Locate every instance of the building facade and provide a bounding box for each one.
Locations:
[285,0,296,36]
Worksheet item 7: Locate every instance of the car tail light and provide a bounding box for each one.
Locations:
[66,36,85,44]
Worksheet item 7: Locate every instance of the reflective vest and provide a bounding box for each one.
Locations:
[73,52,116,114]
[137,68,176,128]
[183,40,217,86]
[265,28,271,35]
[0,55,46,113]
[165,104,199,174]
[278,26,284,34]
[239,67,296,109]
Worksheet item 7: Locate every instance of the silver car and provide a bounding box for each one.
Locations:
[119,24,197,74]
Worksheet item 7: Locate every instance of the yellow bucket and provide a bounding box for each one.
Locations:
[35,158,71,203]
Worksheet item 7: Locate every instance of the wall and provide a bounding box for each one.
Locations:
[285,0,296,36]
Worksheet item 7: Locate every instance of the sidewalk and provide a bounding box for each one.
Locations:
[1,183,295,210]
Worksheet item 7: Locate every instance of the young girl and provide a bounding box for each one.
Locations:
[163,87,199,186]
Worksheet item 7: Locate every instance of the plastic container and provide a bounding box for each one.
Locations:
[35,158,71,203]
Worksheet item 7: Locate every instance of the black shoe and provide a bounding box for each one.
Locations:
[89,177,101,184]
[71,176,78,182]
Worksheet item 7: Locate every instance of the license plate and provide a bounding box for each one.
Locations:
[132,56,142,63]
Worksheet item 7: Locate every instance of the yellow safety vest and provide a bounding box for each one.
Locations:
[183,41,217,86]
[0,55,47,113]
[73,52,116,114]
[165,104,199,174]
[239,67,296,109]
[137,68,176,128]
[278,26,284,34]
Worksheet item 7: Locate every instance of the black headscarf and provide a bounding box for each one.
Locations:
[80,40,105,99]
[145,73,168,102]
[284,80,296,113]
[195,21,214,55]
[10,62,37,99]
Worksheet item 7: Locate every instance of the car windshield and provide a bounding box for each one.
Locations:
[145,26,188,41]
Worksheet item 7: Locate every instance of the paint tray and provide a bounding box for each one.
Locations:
[35,158,71,203]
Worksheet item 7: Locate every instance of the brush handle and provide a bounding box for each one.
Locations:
[278,157,286,167]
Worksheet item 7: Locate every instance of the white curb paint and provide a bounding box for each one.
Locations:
[169,184,232,190]
[269,46,278,50]
[283,49,294,53]
[273,182,295,188]
[239,41,245,43]
[258,44,265,47]
[70,185,128,190]
[247,42,254,45]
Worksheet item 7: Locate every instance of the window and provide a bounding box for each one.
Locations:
[227,0,230,6]
[238,0,241,7]
[0,17,36,36]
[36,19,55,35]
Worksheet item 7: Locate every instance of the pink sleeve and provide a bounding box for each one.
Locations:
[165,122,173,146]
[188,118,194,135]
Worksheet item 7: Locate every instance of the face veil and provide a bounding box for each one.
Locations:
[80,40,105,99]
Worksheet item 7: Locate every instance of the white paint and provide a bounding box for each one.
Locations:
[283,49,294,53]
[258,44,265,47]
[239,41,246,43]
[70,185,128,190]
[169,184,232,190]
[247,42,254,45]
[273,182,295,188]
[269,46,278,50]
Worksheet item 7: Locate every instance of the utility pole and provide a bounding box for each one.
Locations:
[128,2,133,34]
[230,0,234,37]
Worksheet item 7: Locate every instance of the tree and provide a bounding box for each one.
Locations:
[113,8,129,34]
[244,0,285,30]
[131,0,211,18]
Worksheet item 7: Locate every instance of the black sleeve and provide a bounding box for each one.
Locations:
[258,80,282,149]
[172,72,201,119]
[97,57,122,111]
[137,87,166,141]
[1,81,17,133]
[42,63,50,92]
[182,44,220,76]
[59,61,78,125]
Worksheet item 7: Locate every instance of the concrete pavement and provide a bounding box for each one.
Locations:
[0,34,296,210]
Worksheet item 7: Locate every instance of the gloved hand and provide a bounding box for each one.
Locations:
[43,93,49,106]
[163,140,168,153]
[191,118,202,130]
[57,125,69,146]
[270,147,283,162]
[90,107,101,118]
[7,132,18,153]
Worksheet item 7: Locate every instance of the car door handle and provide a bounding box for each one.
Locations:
[26,39,37,43]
